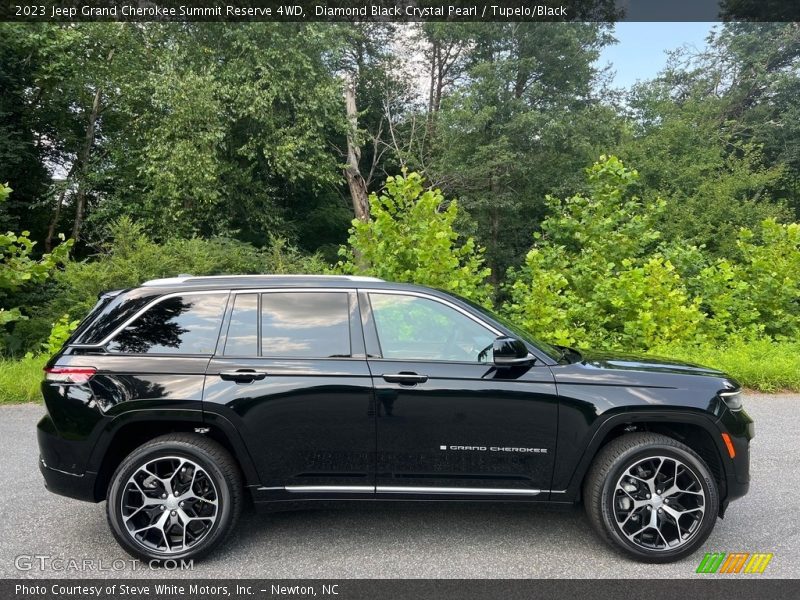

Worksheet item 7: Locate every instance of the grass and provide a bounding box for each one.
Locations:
[0,355,47,404]
[0,340,797,404]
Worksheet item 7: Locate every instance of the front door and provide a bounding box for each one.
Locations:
[202,289,375,495]
[362,291,558,498]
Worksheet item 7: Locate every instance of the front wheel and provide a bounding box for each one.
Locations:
[106,433,243,562]
[583,432,719,563]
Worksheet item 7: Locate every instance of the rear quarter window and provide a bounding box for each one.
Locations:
[107,293,228,355]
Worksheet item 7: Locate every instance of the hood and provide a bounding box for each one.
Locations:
[576,349,727,378]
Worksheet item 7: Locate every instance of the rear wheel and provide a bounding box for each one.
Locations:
[106,433,242,562]
[583,432,719,562]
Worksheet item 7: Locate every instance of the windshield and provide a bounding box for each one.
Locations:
[446,293,563,361]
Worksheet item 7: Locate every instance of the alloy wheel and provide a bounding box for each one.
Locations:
[120,456,219,554]
[612,455,706,551]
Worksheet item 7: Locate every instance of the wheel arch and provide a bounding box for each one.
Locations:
[90,411,259,502]
[561,411,728,506]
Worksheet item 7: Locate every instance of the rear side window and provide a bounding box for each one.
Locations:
[261,292,350,358]
[107,294,228,355]
[76,294,155,345]
[223,294,258,356]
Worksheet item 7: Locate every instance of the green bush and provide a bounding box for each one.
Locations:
[696,219,800,341]
[0,182,72,337]
[337,171,493,305]
[503,156,800,352]
[504,156,705,350]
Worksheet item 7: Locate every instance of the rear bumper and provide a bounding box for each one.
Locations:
[39,457,98,502]
[37,414,99,502]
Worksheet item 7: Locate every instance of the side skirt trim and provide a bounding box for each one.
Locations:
[272,485,556,496]
[378,486,540,496]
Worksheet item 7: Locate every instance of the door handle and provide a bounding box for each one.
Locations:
[219,369,267,383]
[382,372,428,385]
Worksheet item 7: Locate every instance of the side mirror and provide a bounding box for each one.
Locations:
[493,336,534,367]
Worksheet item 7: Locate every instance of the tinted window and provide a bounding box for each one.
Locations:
[261,292,350,358]
[369,293,495,362]
[107,294,227,354]
[77,294,155,345]
[224,294,258,356]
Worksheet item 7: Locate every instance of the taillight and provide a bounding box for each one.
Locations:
[44,367,97,384]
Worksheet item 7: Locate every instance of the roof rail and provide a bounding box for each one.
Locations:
[141,274,384,286]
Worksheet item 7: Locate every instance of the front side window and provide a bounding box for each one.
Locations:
[369,293,495,362]
[107,294,228,354]
[261,292,350,358]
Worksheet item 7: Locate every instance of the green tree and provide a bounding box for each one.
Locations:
[338,172,492,304]
[621,22,800,251]
[623,68,790,255]
[424,22,623,278]
[86,23,347,243]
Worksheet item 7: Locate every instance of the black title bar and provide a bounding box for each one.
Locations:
[1,0,799,22]
[5,579,800,600]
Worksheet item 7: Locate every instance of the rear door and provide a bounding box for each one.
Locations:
[362,290,559,498]
[202,289,375,496]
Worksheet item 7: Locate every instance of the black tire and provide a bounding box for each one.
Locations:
[583,432,719,563]
[106,433,243,562]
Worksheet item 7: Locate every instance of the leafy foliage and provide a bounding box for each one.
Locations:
[504,157,704,349]
[696,219,800,341]
[41,314,80,357]
[338,172,493,305]
[1,21,800,395]
[505,156,800,351]
[0,183,72,333]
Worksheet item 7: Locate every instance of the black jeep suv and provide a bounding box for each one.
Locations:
[37,275,753,563]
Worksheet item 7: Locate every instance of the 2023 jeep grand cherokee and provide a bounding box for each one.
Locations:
[37,275,753,563]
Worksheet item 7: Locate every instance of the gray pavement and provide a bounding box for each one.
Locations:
[1,395,797,579]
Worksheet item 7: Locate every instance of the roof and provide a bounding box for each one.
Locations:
[140,274,387,290]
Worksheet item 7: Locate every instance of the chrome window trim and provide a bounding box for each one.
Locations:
[366,289,502,337]
[69,287,503,353]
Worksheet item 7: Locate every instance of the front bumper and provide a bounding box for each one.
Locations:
[717,405,754,512]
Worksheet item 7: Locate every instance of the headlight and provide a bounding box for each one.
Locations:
[719,389,743,411]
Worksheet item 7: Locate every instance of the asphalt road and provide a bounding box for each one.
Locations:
[1,394,797,579]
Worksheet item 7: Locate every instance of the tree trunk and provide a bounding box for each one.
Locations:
[72,47,114,242]
[427,40,437,116]
[343,76,370,222]
[44,164,75,252]
[489,173,501,285]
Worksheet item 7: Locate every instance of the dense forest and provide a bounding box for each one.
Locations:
[1,21,799,393]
